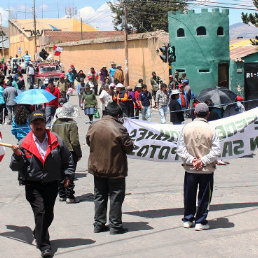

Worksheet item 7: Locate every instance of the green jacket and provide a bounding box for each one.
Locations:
[81,90,97,108]
[52,118,82,158]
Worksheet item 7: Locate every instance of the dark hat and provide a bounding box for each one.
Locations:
[29,110,46,123]
[195,103,209,114]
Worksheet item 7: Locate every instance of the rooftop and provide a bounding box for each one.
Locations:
[230,39,258,61]
[9,18,98,38]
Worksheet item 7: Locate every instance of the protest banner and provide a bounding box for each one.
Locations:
[123,107,258,162]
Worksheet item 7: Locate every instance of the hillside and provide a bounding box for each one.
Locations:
[230,22,258,39]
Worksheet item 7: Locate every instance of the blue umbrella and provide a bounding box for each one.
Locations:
[14,89,56,105]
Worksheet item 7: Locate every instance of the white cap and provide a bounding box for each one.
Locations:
[44,78,49,84]
[171,89,180,95]
[116,83,124,88]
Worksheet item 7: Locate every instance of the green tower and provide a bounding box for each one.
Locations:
[168,9,230,94]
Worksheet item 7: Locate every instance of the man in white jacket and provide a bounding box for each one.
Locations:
[177,103,221,231]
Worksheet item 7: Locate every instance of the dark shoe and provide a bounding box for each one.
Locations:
[110,227,128,235]
[66,197,80,204]
[41,249,52,257]
[94,225,109,233]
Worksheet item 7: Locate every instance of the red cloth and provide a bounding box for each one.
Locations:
[180,93,186,108]
[45,87,60,107]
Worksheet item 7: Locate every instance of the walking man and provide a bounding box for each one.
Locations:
[150,72,161,107]
[44,78,60,128]
[156,83,169,124]
[26,62,35,89]
[139,84,152,122]
[3,81,18,124]
[10,110,74,257]
[177,103,221,231]
[86,102,134,234]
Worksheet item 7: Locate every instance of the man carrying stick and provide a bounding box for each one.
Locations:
[9,110,75,257]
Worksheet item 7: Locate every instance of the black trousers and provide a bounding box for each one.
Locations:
[127,102,134,118]
[94,177,125,230]
[183,172,214,225]
[25,181,58,251]
[58,152,78,199]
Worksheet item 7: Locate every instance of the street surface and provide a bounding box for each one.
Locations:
[0,92,258,257]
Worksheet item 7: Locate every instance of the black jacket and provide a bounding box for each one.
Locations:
[10,130,75,183]
[169,99,184,123]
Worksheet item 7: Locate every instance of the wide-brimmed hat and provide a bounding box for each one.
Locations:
[55,102,78,119]
[171,89,181,95]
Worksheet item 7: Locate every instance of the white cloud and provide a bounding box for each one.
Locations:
[79,3,114,31]
[0,8,8,26]
[40,4,48,11]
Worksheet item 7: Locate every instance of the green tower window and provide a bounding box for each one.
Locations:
[217,26,224,36]
[177,28,185,37]
[196,26,206,36]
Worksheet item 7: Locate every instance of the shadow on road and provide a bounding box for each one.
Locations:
[124,202,258,218]
[0,225,95,256]
[77,193,94,202]
[209,217,234,230]
[123,221,153,232]
[51,238,95,256]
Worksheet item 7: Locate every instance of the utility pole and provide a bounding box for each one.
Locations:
[57,0,60,18]
[33,0,37,60]
[81,18,83,40]
[123,0,129,87]
[0,14,4,60]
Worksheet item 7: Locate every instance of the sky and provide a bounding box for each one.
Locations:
[0,0,257,30]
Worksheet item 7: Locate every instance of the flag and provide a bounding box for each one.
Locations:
[0,131,6,162]
[53,45,63,56]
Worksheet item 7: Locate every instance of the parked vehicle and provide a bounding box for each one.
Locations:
[34,63,64,88]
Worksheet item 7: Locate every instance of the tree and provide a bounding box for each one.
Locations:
[108,0,189,33]
[241,0,258,45]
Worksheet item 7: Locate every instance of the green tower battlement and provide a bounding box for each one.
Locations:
[168,8,230,94]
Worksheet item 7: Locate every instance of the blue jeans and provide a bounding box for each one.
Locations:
[29,75,34,89]
[159,106,168,124]
[142,106,151,122]
[45,106,57,128]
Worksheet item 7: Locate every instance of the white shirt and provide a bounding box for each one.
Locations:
[99,90,112,109]
[33,132,48,160]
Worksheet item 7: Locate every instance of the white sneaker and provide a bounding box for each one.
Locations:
[183,221,194,228]
[195,223,210,231]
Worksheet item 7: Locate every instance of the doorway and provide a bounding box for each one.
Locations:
[218,63,229,88]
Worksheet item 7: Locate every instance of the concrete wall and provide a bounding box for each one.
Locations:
[168,8,230,94]
[46,37,169,89]
[9,21,38,59]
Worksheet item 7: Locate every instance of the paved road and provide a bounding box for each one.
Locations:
[0,93,257,257]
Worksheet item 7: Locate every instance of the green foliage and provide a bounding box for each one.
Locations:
[108,0,189,33]
[241,0,258,45]
[241,0,258,26]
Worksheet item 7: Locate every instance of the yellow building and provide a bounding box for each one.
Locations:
[8,18,98,59]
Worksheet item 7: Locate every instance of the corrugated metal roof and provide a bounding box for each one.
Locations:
[230,39,258,61]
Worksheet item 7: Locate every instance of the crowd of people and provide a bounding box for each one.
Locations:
[0,58,247,257]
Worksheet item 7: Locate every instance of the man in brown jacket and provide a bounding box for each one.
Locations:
[86,102,134,234]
